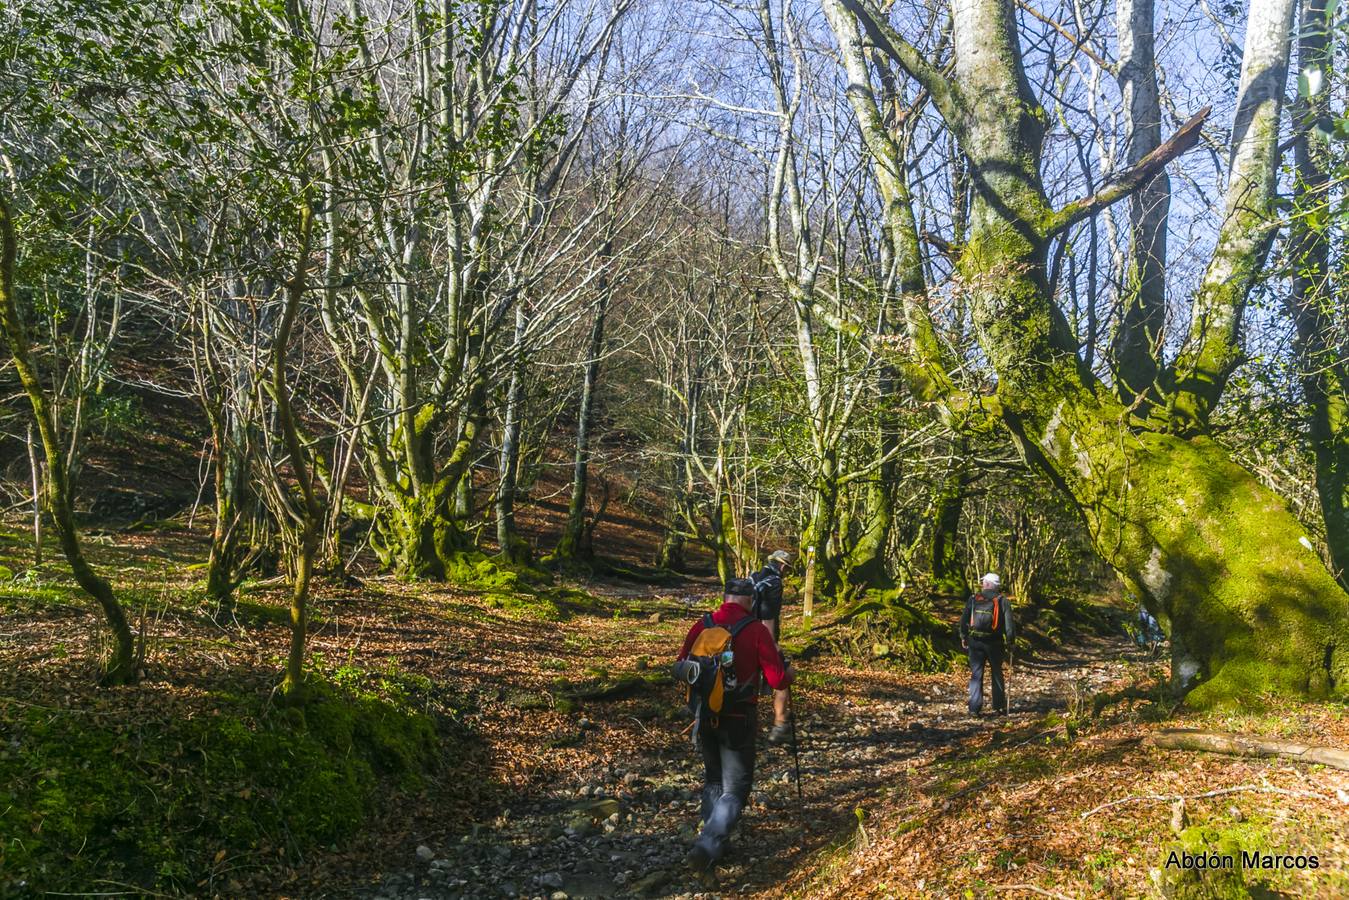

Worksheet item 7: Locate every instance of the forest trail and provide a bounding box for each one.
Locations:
[348,582,1147,900]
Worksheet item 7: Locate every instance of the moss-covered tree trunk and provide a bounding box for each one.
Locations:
[846,466,895,589]
[929,461,967,598]
[1287,0,1349,585]
[803,453,844,596]
[376,470,476,580]
[847,357,901,589]
[1030,406,1349,701]
[271,200,320,701]
[205,414,249,606]
[655,454,689,572]
[710,491,735,584]
[0,193,136,684]
[655,523,686,571]
[833,0,1349,704]
[363,363,487,581]
[1110,0,1170,411]
[953,0,1349,703]
[656,370,699,572]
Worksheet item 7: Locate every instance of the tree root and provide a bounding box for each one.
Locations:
[1144,728,1349,771]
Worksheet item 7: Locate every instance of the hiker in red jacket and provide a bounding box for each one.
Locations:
[676,577,794,877]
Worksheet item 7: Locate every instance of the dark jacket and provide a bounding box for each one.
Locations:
[960,590,1015,643]
[749,564,784,622]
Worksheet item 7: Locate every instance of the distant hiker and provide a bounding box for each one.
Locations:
[675,577,795,877]
[1137,605,1164,651]
[751,549,794,744]
[960,573,1015,716]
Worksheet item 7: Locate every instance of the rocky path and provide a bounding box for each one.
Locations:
[358,595,1147,900]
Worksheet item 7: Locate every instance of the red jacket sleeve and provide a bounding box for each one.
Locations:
[755,622,793,690]
[678,619,704,661]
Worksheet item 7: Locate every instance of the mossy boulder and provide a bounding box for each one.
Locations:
[444,551,552,594]
[799,589,959,672]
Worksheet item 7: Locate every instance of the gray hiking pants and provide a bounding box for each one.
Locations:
[694,707,758,862]
[967,638,1007,714]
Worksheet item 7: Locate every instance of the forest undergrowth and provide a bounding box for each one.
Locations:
[3,523,1347,898]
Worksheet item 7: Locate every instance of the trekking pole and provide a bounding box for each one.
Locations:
[788,687,803,802]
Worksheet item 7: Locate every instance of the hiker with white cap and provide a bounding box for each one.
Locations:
[959,573,1015,716]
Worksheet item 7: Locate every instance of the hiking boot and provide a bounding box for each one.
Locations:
[685,845,713,874]
[767,721,792,745]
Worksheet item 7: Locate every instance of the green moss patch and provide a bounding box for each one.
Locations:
[444,550,551,593]
[791,589,960,672]
[442,551,611,620]
[0,674,445,895]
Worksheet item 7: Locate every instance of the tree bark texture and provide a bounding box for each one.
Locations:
[555,256,611,563]
[273,201,320,700]
[495,303,531,565]
[1111,0,1170,410]
[929,461,967,597]
[1287,0,1349,585]
[1166,0,1298,432]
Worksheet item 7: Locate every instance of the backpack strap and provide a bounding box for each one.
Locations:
[702,612,715,630]
[992,594,1000,632]
[722,615,763,704]
[727,614,758,639]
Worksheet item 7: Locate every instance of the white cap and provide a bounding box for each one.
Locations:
[981,573,1001,589]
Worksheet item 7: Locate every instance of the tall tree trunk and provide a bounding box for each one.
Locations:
[656,416,695,571]
[371,382,486,580]
[655,511,687,571]
[834,0,1349,705]
[0,193,135,684]
[273,200,320,701]
[1111,0,1170,410]
[803,451,843,595]
[847,339,901,589]
[1166,0,1297,431]
[846,462,895,589]
[204,399,255,608]
[1287,0,1349,584]
[929,460,967,597]
[555,258,611,562]
[711,491,735,584]
[495,304,531,564]
[26,423,41,565]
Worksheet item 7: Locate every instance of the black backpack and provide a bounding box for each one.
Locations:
[968,593,1003,636]
[749,569,778,621]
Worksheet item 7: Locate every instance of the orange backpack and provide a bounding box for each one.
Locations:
[683,614,758,727]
